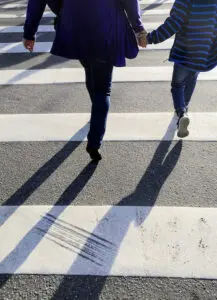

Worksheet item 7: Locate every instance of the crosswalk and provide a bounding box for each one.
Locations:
[1,1,217,299]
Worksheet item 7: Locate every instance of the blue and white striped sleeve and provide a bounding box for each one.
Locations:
[147,0,190,44]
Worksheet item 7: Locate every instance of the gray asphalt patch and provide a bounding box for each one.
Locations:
[0,141,216,207]
[0,81,216,114]
[0,275,216,300]
[0,51,171,70]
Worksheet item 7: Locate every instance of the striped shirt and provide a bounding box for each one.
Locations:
[147,0,217,72]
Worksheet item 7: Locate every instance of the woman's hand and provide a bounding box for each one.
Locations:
[136,30,147,48]
[23,38,35,52]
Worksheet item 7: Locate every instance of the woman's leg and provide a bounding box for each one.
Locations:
[81,59,113,159]
[80,59,94,100]
[87,60,113,149]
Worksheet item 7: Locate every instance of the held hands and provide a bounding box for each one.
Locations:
[23,31,148,52]
[136,30,148,48]
[23,38,35,52]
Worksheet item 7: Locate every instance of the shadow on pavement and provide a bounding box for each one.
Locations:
[52,118,183,300]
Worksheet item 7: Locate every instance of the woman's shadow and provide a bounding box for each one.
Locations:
[52,117,183,300]
[0,122,98,288]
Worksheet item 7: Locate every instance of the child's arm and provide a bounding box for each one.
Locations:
[147,0,190,44]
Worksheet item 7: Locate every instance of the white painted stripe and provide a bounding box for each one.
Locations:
[0,23,162,34]
[143,9,170,15]
[1,3,27,9]
[0,40,172,54]
[0,11,169,19]
[0,25,54,33]
[0,11,54,19]
[0,205,216,278]
[0,113,217,142]
[0,42,52,53]
[21,11,56,18]
[1,0,174,8]
[140,0,174,3]
[0,13,18,18]
[1,66,217,85]
[39,11,55,18]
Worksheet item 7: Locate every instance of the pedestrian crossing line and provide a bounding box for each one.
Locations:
[1,67,217,85]
[0,13,18,18]
[1,3,28,9]
[0,25,54,33]
[140,0,174,4]
[0,205,216,278]
[0,42,52,53]
[0,23,164,34]
[39,10,171,18]
[0,10,171,19]
[142,9,170,15]
[0,11,55,19]
[0,40,173,53]
[0,0,174,9]
[0,113,216,142]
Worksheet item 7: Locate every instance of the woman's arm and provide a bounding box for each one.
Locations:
[121,0,144,33]
[121,0,147,47]
[23,0,47,40]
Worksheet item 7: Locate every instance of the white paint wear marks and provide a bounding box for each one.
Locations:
[1,67,217,85]
[0,113,217,142]
[0,205,216,278]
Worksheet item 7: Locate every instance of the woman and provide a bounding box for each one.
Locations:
[23,0,147,161]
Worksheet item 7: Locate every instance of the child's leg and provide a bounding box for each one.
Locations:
[171,63,198,116]
[171,63,198,138]
[184,72,199,110]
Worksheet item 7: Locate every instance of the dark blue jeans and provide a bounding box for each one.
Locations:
[80,59,113,149]
[171,63,199,114]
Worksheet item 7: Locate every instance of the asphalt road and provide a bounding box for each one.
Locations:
[1,1,217,300]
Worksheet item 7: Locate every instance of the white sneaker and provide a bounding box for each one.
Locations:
[177,113,190,138]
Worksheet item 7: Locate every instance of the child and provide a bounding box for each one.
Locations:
[146,0,217,138]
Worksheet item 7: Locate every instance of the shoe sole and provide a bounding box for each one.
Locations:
[177,116,190,138]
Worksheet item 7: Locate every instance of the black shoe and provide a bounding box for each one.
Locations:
[86,146,102,161]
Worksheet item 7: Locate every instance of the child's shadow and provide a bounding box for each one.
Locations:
[52,116,183,300]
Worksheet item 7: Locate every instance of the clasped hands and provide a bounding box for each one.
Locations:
[23,30,148,53]
[136,30,148,48]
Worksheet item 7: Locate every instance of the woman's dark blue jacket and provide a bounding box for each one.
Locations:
[24,0,144,67]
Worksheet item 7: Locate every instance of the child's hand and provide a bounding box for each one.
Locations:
[136,30,148,48]
[23,38,35,52]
